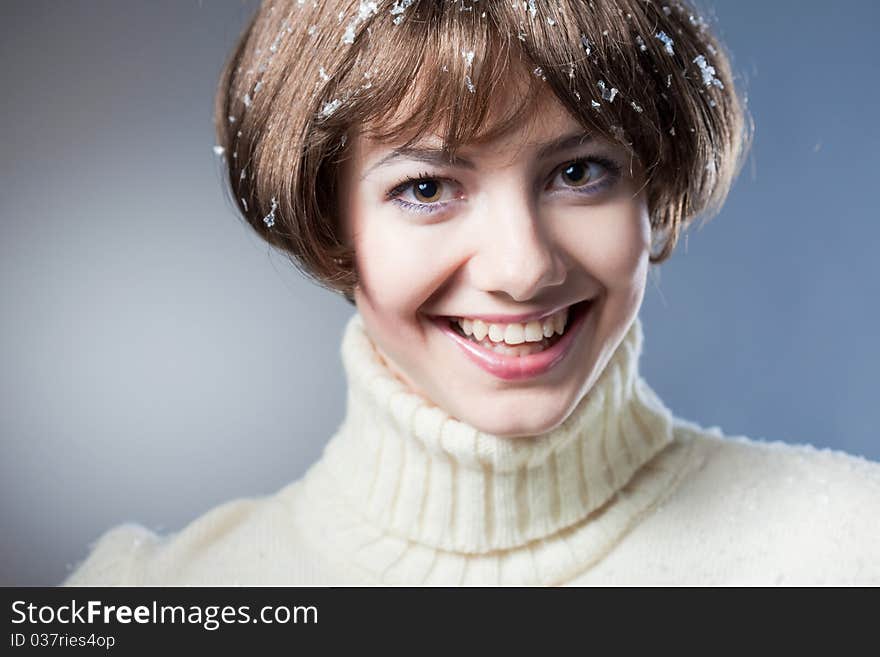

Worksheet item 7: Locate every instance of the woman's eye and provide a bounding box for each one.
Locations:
[387,172,459,215]
[411,179,443,203]
[552,158,619,193]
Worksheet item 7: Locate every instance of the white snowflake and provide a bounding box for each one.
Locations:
[693,55,724,88]
[580,34,591,55]
[655,31,674,56]
[342,1,378,44]
[390,0,415,19]
[263,197,278,228]
[597,80,618,102]
[320,98,343,118]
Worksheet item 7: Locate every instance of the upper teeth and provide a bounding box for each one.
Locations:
[455,307,570,345]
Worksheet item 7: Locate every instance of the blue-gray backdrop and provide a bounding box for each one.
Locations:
[2,1,878,585]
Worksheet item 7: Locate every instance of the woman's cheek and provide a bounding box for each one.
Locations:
[355,217,444,311]
[557,202,650,285]
[604,204,651,283]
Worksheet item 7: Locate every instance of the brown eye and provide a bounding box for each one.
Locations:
[560,161,594,187]
[387,172,462,215]
[550,157,621,197]
[412,179,442,202]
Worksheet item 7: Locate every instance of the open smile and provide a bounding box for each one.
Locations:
[430,299,594,381]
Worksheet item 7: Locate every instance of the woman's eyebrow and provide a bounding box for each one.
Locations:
[361,129,593,181]
[361,146,472,181]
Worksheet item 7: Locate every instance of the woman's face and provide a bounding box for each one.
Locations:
[339,91,652,438]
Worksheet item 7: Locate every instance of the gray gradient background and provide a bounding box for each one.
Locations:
[2,1,877,586]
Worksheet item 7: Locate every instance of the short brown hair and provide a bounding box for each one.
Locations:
[214,0,749,303]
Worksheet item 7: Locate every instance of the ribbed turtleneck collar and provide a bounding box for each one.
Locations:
[304,312,678,556]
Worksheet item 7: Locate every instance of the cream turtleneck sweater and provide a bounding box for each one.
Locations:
[64,314,880,586]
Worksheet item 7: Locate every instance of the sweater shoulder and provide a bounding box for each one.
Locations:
[139,493,286,585]
[65,485,304,586]
[658,418,880,583]
[672,416,880,491]
[63,523,160,586]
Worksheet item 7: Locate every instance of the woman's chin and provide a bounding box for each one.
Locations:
[448,391,580,438]
[468,417,570,439]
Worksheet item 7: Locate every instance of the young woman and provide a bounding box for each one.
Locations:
[65,0,879,585]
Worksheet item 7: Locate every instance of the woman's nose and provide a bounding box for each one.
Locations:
[469,195,567,302]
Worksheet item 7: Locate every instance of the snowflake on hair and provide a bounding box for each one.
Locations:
[343,1,378,44]
[390,0,416,25]
[263,197,278,228]
[580,34,591,55]
[320,98,343,118]
[655,31,674,56]
[597,80,618,102]
[693,55,724,88]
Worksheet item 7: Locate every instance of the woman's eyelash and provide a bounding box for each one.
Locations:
[385,171,441,202]
[556,156,622,196]
[386,157,623,215]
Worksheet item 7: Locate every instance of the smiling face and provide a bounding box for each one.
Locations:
[338,88,652,438]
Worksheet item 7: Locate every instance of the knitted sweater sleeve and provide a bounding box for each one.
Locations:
[62,523,158,586]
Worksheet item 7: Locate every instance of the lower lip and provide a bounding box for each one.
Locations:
[431,300,593,381]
